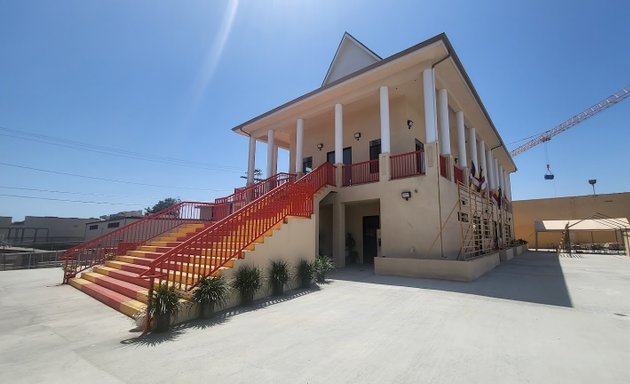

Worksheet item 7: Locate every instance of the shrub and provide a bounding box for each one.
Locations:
[149,283,180,332]
[312,256,335,283]
[269,260,290,296]
[232,265,262,306]
[296,259,313,289]
[192,276,229,318]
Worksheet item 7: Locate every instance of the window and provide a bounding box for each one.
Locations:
[326,151,335,164]
[458,212,469,222]
[88,224,98,230]
[302,157,313,173]
[107,222,120,229]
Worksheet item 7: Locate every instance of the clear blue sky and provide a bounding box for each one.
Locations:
[1,0,629,221]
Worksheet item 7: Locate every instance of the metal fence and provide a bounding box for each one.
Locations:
[0,250,66,271]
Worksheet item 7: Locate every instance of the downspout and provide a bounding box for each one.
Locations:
[432,52,451,258]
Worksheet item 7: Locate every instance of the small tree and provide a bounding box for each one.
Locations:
[240,169,263,183]
[145,198,180,215]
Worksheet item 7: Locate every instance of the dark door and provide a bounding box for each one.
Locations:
[326,148,352,164]
[362,215,380,265]
[341,147,353,185]
[343,147,352,165]
[415,139,425,174]
[369,139,381,174]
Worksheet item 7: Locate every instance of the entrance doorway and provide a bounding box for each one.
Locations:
[362,215,380,265]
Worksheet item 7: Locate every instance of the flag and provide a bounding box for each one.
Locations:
[469,161,480,190]
[494,187,502,208]
[478,167,486,193]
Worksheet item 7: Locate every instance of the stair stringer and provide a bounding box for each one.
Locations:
[218,213,317,306]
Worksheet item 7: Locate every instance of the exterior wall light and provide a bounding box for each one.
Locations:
[354,132,361,141]
[407,120,414,129]
[317,143,324,151]
[401,191,412,201]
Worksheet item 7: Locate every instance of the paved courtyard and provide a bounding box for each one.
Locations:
[1,251,629,383]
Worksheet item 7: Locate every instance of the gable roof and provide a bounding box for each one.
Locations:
[321,32,382,86]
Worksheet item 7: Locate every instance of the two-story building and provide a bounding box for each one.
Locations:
[231,33,516,279]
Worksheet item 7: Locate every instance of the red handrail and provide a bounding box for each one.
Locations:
[342,159,379,186]
[297,162,336,190]
[61,201,215,283]
[141,163,334,290]
[391,150,424,180]
[213,173,296,220]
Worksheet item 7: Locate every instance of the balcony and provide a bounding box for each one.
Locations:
[390,150,425,180]
[342,159,379,187]
[453,164,464,185]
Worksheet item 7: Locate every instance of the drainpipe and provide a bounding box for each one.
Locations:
[432,53,451,258]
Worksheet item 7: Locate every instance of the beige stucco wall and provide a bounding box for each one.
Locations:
[326,143,465,263]
[374,251,500,282]
[513,192,630,248]
[222,215,317,297]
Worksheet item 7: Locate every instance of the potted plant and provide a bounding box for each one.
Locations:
[232,265,262,306]
[149,283,180,332]
[192,276,229,319]
[313,255,334,283]
[296,259,313,289]
[269,260,290,296]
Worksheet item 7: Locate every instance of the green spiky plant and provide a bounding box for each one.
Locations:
[192,276,230,319]
[149,283,180,332]
[269,260,290,296]
[232,265,262,306]
[312,256,335,283]
[296,259,313,289]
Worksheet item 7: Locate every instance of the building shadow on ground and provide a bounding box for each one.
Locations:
[330,252,573,308]
[119,287,318,347]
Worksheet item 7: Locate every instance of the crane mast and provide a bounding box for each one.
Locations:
[510,86,630,157]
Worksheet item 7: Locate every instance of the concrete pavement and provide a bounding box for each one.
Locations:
[1,251,629,383]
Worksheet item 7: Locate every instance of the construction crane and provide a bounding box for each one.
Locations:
[510,86,630,157]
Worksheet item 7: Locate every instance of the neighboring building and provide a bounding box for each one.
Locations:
[513,192,630,249]
[84,211,144,241]
[232,32,517,278]
[0,216,94,249]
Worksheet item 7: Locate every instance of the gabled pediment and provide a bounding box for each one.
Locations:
[322,32,381,86]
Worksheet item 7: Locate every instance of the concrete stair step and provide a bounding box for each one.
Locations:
[69,277,147,318]
[81,271,149,303]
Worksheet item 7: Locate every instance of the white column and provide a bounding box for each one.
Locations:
[295,119,304,173]
[335,103,343,164]
[468,128,478,171]
[506,173,512,200]
[247,136,256,185]
[379,86,391,154]
[493,157,501,188]
[437,89,451,155]
[456,111,466,167]
[273,145,278,175]
[266,129,275,177]
[486,150,495,189]
[498,165,504,191]
[423,68,437,144]
[479,140,487,189]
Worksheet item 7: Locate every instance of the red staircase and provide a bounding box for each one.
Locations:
[65,163,335,320]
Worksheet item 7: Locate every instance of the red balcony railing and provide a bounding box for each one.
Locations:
[453,164,464,185]
[61,201,214,283]
[439,155,448,179]
[213,172,296,220]
[342,159,379,186]
[391,150,425,180]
